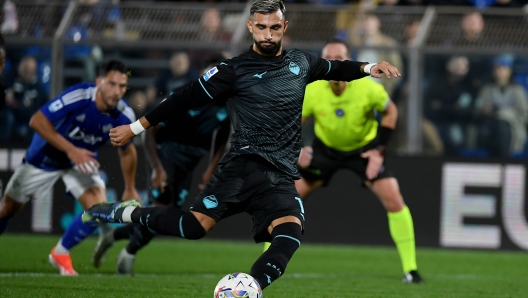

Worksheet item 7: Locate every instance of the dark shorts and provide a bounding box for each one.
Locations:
[148,142,208,207]
[299,138,393,187]
[190,155,305,243]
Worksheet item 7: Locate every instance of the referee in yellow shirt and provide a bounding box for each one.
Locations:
[299,38,423,284]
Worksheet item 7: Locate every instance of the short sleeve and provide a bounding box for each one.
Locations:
[40,97,85,123]
[371,81,390,113]
[302,84,316,118]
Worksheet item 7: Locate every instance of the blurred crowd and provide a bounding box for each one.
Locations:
[0,0,527,158]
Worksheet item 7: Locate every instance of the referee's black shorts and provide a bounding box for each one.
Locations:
[190,155,305,243]
[299,137,393,187]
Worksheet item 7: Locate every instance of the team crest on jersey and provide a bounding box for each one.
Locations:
[203,66,218,81]
[289,62,300,75]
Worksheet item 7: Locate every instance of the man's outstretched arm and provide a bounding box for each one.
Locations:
[305,51,401,84]
[110,62,236,147]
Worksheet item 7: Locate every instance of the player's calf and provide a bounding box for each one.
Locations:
[250,222,302,290]
[131,207,206,239]
[84,201,207,239]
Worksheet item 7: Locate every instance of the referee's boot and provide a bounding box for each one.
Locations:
[402,270,424,284]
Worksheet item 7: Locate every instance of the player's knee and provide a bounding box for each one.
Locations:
[78,187,106,210]
[270,222,302,256]
[383,192,404,212]
[180,211,207,240]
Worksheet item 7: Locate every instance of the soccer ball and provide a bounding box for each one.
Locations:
[213,272,262,298]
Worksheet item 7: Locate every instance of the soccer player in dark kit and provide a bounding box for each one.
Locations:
[83,0,401,290]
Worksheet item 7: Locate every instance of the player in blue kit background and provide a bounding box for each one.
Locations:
[0,59,140,276]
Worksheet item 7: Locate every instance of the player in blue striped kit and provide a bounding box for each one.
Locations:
[0,59,140,276]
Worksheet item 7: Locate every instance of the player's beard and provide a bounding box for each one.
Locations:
[254,39,281,56]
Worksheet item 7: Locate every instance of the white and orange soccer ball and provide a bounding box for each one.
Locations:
[213,272,262,298]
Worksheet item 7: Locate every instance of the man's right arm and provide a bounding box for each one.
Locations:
[144,63,235,127]
[111,62,235,146]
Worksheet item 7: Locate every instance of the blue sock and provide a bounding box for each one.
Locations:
[0,218,9,234]
[60,213,97,250]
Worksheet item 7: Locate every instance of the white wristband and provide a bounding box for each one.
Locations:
[364,63,377,75]
[129,120,145,135]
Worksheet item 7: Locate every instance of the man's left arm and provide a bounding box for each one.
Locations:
[304,51,401,84]
[118,144,140,202]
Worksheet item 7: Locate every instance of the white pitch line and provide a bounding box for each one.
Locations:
[0,272,526,281]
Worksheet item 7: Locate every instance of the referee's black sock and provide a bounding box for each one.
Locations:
[131,207,206,239]
[125,224,155,255]
[250,222,302,290]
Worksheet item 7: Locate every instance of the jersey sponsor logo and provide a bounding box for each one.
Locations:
[220,62,228,66]
[202,66,218,81]
[253,71,267,79]
[203,195,218,209]
[48,99,63,113]
[75,114,86,122]
[335,108,345,117]
[68,126,103,145]
[102,123,113,134]
[289,62,300,75]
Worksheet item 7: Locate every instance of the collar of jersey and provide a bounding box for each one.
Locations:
[247,45,284,62]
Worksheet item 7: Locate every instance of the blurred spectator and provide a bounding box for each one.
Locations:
[458,11,485,45]
[127,90,148,118]
[0,56,48,143]
[475,55,528,157]
[425,56,478,156]
[441,12,492,89]
[349,12,403,97]
[196,8,232,42]
[146,51,199,103]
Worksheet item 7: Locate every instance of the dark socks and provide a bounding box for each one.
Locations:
[131,207,206,239]
[250,222,302,290]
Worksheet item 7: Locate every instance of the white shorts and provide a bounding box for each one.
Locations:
[5,162,106,204]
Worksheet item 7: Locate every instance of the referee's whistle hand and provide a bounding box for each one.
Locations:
[370,61,401,79]
[109,125,135,147]
[297,146,313,168]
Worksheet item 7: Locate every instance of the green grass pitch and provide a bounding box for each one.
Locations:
[0,234,527,297]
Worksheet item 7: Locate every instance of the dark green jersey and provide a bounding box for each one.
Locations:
[145,46,368,178]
